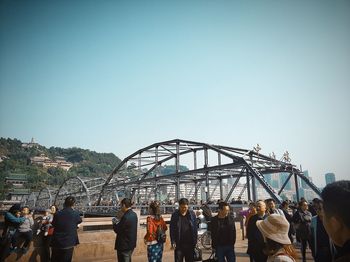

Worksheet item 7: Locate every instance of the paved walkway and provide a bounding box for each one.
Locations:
[124,238,311,262]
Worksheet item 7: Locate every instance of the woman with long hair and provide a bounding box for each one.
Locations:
[144,201,167,262]
[256,214,298,262]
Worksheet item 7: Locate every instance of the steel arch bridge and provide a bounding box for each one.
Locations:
[35,187,57,208]
[96,139,321,205]
[52,176,106,209]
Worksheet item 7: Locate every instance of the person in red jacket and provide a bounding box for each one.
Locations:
[144,201,167,262]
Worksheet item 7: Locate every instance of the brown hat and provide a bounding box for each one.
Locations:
[256,214,291,245]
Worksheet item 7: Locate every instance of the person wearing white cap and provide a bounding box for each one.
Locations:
[256,214,297,262]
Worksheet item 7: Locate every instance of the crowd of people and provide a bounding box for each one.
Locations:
[0,180,349,262]
[0,198,78,262]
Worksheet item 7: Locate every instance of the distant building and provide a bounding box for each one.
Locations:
[271,179,279,189]
[264,174,272,185]
[5,173,28,187]
[7,188,30,201]
[5,173,30,201]
[279,172,292,190]
[31,154,73,171]
[301,170,310,189]
[325,173,336,185]
[22,137,39,148]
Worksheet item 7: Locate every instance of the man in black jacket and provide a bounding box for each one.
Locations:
[51,196,82,262]
[321,180,350,262]
[246,200,267,262]
[113,198,138,262]
[211,201,236,262]
[170,198,198,262]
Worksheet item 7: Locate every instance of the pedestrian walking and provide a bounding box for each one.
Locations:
[292,200,313,262]
[211,201,236,262]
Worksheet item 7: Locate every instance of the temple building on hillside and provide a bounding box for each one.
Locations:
[22,137,39,148]
[31,154,73,171]
[5,173,30,201]
[5,173,28,187]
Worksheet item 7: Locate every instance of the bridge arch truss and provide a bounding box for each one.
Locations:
[53,176,106,210]
[35,187,57,209]
[98,139,321,205]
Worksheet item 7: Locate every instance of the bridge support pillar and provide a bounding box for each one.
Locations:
[219,178,223,200]
[251,175,257,202]
[294,173,300,202]
[175,177,180,201]
[154,181,158,200]
[246,172,251,201]
[205,171,210,202]
[194,182,198,204]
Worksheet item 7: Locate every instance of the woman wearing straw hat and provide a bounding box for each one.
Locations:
[256,214,297,262]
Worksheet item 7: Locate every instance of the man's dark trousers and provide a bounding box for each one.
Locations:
[51,247,74,262]
[117,249,133,262]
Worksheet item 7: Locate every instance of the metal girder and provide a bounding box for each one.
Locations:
[245,163,283,204]
[51,139,319,208]
[295,170,321,198]
[238,177,250,199]
[278,173,293,195]
[224,167,246,202]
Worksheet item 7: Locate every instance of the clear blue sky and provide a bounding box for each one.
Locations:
[1,0,349,187]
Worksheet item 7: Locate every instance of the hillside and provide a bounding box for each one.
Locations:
[0,137,121,198]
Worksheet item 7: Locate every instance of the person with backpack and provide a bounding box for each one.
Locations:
[256,214,298,262]
[292,200,313,262]
[144,201,167,262]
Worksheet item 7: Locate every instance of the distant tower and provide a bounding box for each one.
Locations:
[301,170,310,189]
[325,173,336,185]
[280,172,292,190]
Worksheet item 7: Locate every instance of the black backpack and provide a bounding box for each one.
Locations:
[156,225,166,243]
